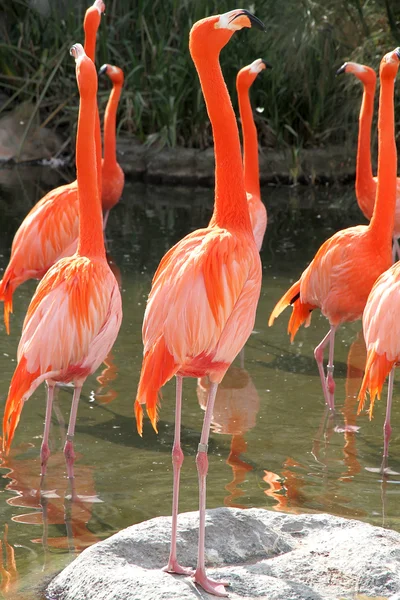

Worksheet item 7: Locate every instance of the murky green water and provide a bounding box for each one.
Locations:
[0,167,399,599]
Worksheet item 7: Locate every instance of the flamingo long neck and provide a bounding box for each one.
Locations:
[368,74,397,242]
[103,82,122,169]
[195,52,251,231]
[355,80,375,201]
[76,80,105,258]
[238,82,260,200]
[84,20,102,199]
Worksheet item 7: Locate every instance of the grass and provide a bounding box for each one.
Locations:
[0,0,399,157]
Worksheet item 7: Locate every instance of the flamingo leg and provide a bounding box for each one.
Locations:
[102,210,110,231]
[392,236,400,263]
[163,375,193,576]
[381,367,395,474]
[314,326,336,411]
[40,383,56,477]
[193,382,229,597]
[63,385,82,479]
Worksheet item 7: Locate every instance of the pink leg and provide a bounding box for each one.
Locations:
[381,368,395,474]
[193,382,229,597]
[41,383,55,477]
[326,326,336,410]
[63,385,82,479]
[103,210,110,232]
[314,326,336,411]
[163,376,193,576]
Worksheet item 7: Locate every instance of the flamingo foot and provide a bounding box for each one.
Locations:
[326,370,335,412]
[163,561,194,576]
[193,569,229,597]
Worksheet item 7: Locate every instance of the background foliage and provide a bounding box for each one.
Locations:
[0,0,400,155]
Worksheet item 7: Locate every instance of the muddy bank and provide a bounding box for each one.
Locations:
[0,136,359,188]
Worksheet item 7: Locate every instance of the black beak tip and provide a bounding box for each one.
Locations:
[98,64,108,76]
[336,63,347,76]
[395,47,400,60]
[261,60,272,70]
[240,9,266,32]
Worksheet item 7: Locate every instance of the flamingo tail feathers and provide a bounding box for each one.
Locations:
[0,277,14,335]
[268,280,314,342]
[135,337,178,436]
[358,349,394,419]
[2,357,40,454]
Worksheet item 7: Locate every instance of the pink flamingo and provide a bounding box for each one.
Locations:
[2,44,122,480]
[134,9,264,596]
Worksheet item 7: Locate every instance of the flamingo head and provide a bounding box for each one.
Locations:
[380,47,400,81]
[98,64,124,86]
[336,61,376,87]
[84,0,105,38]
[237,58,271,90]
[189,9,265,59]
[70,44,97,96]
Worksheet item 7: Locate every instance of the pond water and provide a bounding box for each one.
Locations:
[0,167,399,599]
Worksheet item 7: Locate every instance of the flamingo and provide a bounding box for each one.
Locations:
[0,0,104,335]
[98,64,125,230]
[1,44,122,481]
[337,60,400,260]
[268,48,400,413]
[134,9,264,596]
[236,58,268,250]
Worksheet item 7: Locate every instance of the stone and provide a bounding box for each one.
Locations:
[46,507,400,600]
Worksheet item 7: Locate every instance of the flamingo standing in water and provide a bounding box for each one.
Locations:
[337,61,400,260]
[2,44,122,480]
[134,9,264,596]
[98,64,125,229]
[268,48,400,412]
[0,0,105,335]
[237,58,268,250]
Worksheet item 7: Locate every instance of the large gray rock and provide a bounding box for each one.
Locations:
[46,507,400,600]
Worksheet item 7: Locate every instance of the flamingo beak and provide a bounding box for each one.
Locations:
[336,63,347,76]
[98,64,108,76]
[229,9,266,32]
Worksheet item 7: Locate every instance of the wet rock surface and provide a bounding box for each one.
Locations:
[46,507,400,600]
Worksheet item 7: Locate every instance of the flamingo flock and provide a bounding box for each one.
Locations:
[1,1,400,596]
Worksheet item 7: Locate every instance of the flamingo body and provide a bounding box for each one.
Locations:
[3,257,121,451]
[136,226,261,431]
[270,49,400,410]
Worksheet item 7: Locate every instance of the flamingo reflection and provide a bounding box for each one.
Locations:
[95,352,118,405]
[0,525,18,597]
[197,365,260,508]
[1,443,100,555]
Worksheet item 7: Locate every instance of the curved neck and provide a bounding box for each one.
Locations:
[195,51,251,231]
[368,75,397,241]
[238,82,260,199]
[355,82,375,198]
[76,85,105,258]
[103,83,122,168]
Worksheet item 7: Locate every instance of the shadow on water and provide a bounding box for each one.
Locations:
[0,167,400,598]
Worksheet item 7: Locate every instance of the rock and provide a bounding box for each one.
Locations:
[46,507,400,600]
[0,102,62,163]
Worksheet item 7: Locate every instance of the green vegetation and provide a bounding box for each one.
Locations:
[0,0,399,157]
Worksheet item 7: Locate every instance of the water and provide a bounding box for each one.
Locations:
[0,168,399,599]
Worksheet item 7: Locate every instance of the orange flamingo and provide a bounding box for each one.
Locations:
[1,44,122,480]
[237,58,268,250]
[337,61,400,260]
[98,64,125,229]
[0,0,104,335]
[268,48,399,413]
[134,10,264,596]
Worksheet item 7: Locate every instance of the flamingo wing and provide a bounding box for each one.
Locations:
[143,227,261,365]
[19,256,121,377]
